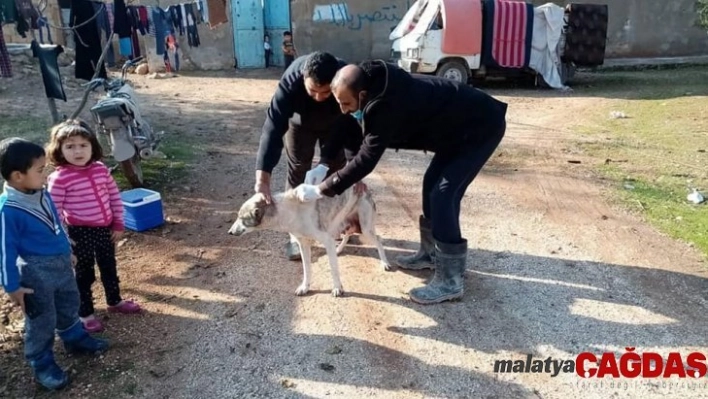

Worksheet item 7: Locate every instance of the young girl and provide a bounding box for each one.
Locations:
[46,119,141,333]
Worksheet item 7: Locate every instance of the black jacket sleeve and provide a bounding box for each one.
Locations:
[320,103,398,196]
[255,76,298,173]
[320,115,362,165]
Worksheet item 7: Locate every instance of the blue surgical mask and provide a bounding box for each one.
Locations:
[351,109,363,122]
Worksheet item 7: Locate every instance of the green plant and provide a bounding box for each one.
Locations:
[697,0,708,29]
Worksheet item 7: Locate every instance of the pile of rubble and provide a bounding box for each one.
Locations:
[0,295,24,348]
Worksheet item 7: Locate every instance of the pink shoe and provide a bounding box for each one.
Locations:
[107,300,142,314]
[81,317,104,333]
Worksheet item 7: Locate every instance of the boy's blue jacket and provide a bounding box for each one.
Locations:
[0,184,71,293]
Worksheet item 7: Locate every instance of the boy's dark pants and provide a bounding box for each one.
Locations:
[284,54,294,70]
[19,255,82,361]
[68,226,122,317]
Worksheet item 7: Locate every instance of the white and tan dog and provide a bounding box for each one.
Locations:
[227,187,391,297]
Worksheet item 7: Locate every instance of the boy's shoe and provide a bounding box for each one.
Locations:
[64,334,109,355]
[107,300,141,314]
[58,321,109,355]
[29,352,69,390]
[80,316,104,333]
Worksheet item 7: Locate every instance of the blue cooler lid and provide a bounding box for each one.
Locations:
[121,188,162,206]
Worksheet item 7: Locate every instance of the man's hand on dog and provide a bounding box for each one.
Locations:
[254,181,273,204]
[294,184,323,202]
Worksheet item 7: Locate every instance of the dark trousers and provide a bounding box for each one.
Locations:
[284,124,346,190]
[422,122,506,244]
[284,54,294,70]
[265,49,271,68]
[68,226,122,317]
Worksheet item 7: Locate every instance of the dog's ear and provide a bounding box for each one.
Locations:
[254,206,264,222]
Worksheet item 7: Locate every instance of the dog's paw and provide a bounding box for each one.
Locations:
[331,286,344,297]
[381,261,393,272]
[295,284,310,296]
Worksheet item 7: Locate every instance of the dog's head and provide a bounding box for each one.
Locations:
[228,193,274,236]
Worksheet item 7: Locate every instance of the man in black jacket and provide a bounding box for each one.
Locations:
[293,60,507,305]
[254,51,358,261]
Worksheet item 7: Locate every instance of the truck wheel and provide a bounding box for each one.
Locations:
[436,61,468,83]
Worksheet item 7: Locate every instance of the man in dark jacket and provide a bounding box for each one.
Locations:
[254,51,359,261]
[293,60,507,305]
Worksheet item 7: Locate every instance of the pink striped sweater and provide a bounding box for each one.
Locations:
[47,162,124,231]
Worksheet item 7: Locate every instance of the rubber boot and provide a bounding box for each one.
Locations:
[409,239,467,304]
[395,215,435,270]
[285,234,301,261]
[29,350,69,390]
[58,321,109,355]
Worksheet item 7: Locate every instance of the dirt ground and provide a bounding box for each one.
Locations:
[1,56,708,399]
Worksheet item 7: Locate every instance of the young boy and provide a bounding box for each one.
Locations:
[264,34,272,68]
[282,31,297,70]
[0,138,109,390]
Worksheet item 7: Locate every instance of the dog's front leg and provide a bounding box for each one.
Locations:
[295,238,312,296]
[320,235,344,297]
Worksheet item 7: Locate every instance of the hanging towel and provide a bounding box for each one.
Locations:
[206,0,226,28]
[491,0,532,68]
[31,40,67,101]
[71,0,107,81]
[481,0,533,69]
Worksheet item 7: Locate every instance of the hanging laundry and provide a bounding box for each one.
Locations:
[70,0,106,80]
[197,0,208,24]
[206,0,227,29]
[192,1,203,24]
[138,6,149,34]
[113,0,131,38]
[14,0,38,23]
[91,1,114,67]
[131,28,140,58]
[184,3,200,47]
[31,40,67,101]
[0,27,11,78]
[150,7,168,55]
[169,5,183,36]
[119,37,131,57]
[128,6,145,35]
[106,2,114,30]
[0,0,18,23]
[37,16,52,44]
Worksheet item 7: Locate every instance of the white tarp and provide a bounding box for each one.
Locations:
[529,3,569,90]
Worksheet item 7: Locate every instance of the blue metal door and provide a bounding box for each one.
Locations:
[232,0,265,68]
[264,0,291,67]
